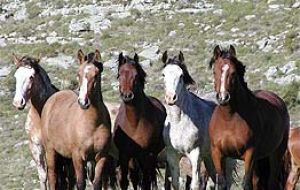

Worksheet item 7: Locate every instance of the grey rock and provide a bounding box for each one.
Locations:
[168,30,176,37]
[279,61,297,74]
[245,15,256,20]
[0,66,12,78]
[292,1,300,8]
[45,54,75,69]
[0,38,7,47]
[265,66,277,80]
[140,59,151,68]
[139,45,159,61]
[69,19,90,33]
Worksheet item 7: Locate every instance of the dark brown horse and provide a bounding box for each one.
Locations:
[12,55,74,189]
[208,45,290,190]
[113,53,166,190]
[41,50,113,190]
[285,126,300,190]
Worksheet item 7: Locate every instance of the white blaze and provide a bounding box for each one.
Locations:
[220,64,229,100]
[14,67,35,104]
[78,66,91,103]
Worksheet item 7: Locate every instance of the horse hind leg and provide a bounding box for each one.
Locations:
[29,138,47,190]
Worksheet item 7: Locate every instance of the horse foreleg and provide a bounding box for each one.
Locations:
[187,147,200,190]
[166,148,181,190]
[211,147,226,190]
[30,139,47,190]
[72,153,86,190]
[120,155,129,190]
[243,148,254,190]
[93,155,107,190]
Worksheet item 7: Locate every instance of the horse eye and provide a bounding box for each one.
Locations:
[29,76,33,80]
[162,73,165,77]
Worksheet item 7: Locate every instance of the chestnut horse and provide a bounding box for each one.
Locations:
[209,45,290,189]
[12,55,74,189]
[113,53,166,190]
[285,126,300,190]
[41,50,113,190]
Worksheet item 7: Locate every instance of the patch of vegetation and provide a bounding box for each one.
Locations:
[26,1,42,19]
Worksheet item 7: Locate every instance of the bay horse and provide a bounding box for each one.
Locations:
[285,126,300,190]
[41,50,113,190]
[209,45,290,189]
[12,55,74,189]
[113,53,166,190]
[161,51,236,190]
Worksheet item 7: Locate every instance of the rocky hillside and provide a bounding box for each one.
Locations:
[0,0,299,189]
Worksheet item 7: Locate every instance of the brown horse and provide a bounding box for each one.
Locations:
[41,50,113,190]
[113,53,166,190]
[285,127,300,190]
[12,55,74,189]
[208,45,290,190]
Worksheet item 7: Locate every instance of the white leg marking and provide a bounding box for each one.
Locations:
[187,147,200,190]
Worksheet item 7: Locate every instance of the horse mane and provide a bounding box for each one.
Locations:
[118,55,147,90]
[163,55,195,85]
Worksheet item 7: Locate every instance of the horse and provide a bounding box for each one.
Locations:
[12,55,74,189]
[41,49,114,190]
[113,53,166,190]
[161,51,237,190]
[285,126,300,190]
[208,45,290,189]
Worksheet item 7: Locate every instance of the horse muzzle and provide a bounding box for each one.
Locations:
[216,92,230,105]
[120,91,135,103]
[78,97,91,109]
[13,98,26,110]
[165,93,177,106]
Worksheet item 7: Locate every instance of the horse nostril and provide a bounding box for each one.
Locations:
[173,95,177,101]
[20,98,25,106]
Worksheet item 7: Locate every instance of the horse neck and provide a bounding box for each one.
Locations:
[30,73,57,115]
[124,90,147,127]
[229,79,257,119]
[167,87,190,123]
[90,75,104,110]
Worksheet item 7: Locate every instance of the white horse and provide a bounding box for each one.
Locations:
[162,51,236,190]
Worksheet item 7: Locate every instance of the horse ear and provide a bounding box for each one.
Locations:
[13,53,21,67]
[77,49,85,64]
[162,51,168,64]
[213,45,221,60]
[118,52,125,64]
[37,53,42,64]
[94,49,101,61]
[229,45,236,57]
[134,53,139,63]
[179,51,184,62]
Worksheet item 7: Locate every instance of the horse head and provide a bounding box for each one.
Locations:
[77,49,103,109]
[13,54,41,110]
[161,51,194,105]
[210,45,246,105]
[117,53,146,103]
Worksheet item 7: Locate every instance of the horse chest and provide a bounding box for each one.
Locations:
[165,118,200,153]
